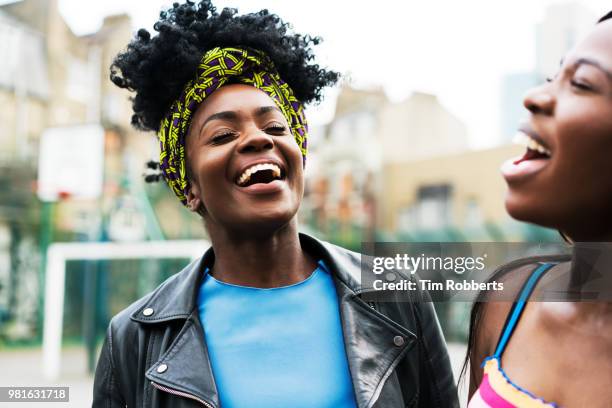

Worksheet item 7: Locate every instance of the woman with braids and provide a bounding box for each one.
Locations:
[466,12,612,408]
[92,1,457,407]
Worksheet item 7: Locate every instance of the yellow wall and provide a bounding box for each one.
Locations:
[379,144,523,232]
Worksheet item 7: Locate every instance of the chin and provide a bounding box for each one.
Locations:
[504,192,561,230]
[238,207,298,232]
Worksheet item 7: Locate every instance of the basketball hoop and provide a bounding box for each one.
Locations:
[57,191,72,201]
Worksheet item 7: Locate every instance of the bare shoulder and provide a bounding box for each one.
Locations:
[474,254,571,350]
[467,254,569,394]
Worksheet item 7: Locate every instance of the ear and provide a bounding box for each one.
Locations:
[186,183,202,213]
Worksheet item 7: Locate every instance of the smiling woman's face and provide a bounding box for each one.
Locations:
[501,19,612,241]
[185,84,305,235]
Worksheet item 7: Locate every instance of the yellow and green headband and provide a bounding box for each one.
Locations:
[157,47,308,205]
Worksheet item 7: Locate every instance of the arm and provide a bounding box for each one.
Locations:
[414,299,459,408]
[467,302,490,399]
[92,324,126,408]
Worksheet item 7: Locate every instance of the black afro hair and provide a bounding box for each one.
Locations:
[110,0,339,132]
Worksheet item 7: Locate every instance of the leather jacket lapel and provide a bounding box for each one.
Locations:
[304,235,417,408]
[131,250,221,407]
[335,280,416,408]
[145,313,220,408]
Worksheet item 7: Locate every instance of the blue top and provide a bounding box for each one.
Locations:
[197,260,358,408]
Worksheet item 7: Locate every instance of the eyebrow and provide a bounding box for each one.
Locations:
[562,57,612,80]
[201,111,239,129]
[198,105,283,136]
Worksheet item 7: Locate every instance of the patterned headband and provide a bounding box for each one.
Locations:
[157,47,308,206]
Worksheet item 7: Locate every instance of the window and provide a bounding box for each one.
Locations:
[415,184,452,229]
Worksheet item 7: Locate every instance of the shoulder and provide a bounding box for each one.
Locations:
[299,233,363,288]
[313,237,361,266]
[107,255,205,339]
[475,254,570,346]
[468,254,570,389]
[477,254,571,329]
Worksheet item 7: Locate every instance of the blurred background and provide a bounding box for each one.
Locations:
[0,0,608,405]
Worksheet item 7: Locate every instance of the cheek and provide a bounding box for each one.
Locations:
[280,136,305,171]
[191,150,231,201]
[289,146,306,194]
[294,166,305,197]
[554,105,612,178]
[548,105,612,212]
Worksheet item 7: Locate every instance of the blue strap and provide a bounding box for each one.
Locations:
[493,262,555,358]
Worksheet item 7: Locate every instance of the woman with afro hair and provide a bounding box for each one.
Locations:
[93,1,458,407]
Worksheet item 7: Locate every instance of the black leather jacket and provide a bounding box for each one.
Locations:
[93,234,459,407]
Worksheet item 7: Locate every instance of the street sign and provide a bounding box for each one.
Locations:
[37,124,105,202]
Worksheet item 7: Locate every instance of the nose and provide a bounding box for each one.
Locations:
[237,127,274,154]
[523,83,555,115]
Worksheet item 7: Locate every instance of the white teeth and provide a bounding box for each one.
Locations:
[512,132,529,145]
[237,163,282,186]
[513,131,551,156]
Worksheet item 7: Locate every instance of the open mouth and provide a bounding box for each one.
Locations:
[512,131,551,164]
[501,129,552,182]
[236,162,285,187]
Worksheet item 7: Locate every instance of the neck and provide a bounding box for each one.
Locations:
[205,219,316,288]
[569,242,612,301]
[564,222,612,243]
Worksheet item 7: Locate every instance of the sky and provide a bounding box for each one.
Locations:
[52,0,612,149]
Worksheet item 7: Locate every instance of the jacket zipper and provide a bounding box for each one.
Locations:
[151,382,215,408]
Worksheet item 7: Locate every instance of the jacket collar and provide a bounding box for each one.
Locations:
[130,252,211,324]
[134,233,416,408]
[129,233,369,323]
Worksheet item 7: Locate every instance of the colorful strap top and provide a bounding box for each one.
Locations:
[468,263,559,408]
